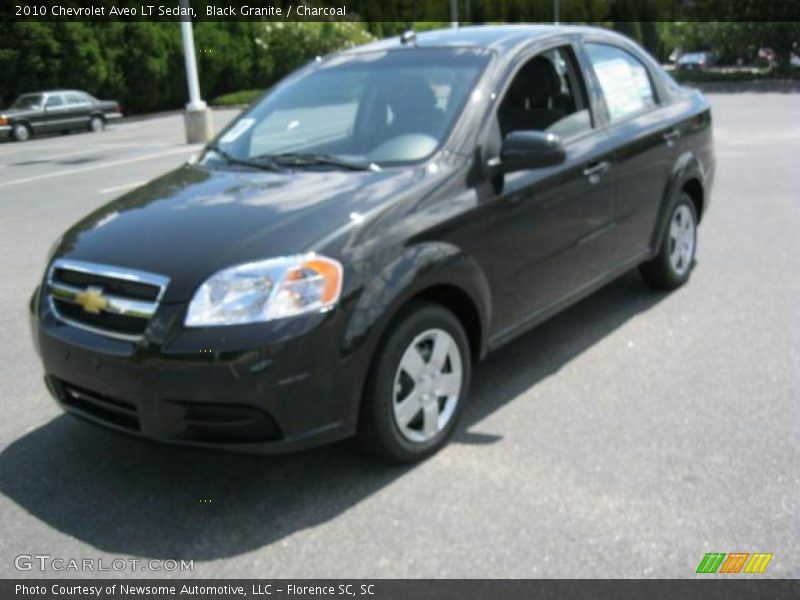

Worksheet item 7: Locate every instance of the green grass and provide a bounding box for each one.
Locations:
[211,89,264,107]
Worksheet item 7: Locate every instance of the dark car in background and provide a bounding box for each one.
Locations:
[30,25,714,462]
[677,51,716,71]
[0,89,121,141]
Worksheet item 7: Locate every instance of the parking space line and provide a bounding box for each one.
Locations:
[98,181,146,194]
[0,145,105,165]
[0,146,200,189]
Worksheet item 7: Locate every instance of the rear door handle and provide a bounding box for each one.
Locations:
[583,160,610,183]
[662,128,681,146]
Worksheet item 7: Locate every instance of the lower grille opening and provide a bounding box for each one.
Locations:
[173,402,282,443]
[59,381,141,432]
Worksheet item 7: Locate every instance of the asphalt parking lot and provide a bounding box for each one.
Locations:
[0,94,797,578]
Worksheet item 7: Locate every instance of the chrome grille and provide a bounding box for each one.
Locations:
[47,259,169,341]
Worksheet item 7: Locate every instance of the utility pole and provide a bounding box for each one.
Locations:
[179,0,213,143]
[450,0,458,28]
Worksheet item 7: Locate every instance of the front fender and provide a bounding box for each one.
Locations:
[343,242,491,359]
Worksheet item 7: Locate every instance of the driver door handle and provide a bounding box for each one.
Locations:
[583,160,610,183]
[662,128,681,146]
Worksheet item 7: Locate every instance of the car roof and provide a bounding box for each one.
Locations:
[26,90,89,95]
[344,24,627,55]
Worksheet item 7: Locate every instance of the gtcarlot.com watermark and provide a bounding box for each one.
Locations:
[15,554,194,573]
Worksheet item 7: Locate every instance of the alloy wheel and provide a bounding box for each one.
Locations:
[668,204,695,276]
[392,328,463,443]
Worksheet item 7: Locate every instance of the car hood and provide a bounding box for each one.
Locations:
[1,107,39,118]
[55,164,424,302]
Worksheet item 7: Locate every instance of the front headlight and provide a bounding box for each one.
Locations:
[185,254,343,327]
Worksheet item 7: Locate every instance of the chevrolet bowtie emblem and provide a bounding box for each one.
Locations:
[74,286,109,314]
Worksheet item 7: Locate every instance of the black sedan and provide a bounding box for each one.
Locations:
[0,89,122,141]
[30,25,714,462]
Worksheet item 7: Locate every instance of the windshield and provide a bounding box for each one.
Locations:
[11,94,43,110]
[204,48,491,168]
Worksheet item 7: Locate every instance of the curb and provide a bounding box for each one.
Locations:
[681,79,800,93]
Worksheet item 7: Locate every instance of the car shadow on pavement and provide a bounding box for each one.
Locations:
[0,270,668,561]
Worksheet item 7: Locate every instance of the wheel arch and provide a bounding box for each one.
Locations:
[651,151,706,253]
[682,177,704,223]
[11,119,32,136]
[342,242,491,365]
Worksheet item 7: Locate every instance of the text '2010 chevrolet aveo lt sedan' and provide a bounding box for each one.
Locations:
[30,25,714,462]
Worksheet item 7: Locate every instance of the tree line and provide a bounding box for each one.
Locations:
[0,0,796,112]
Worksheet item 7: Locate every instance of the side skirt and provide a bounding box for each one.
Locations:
[487,249,653,352]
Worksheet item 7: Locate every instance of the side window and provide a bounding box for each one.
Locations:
[46,95,64,108]
[585,43,657,123]
[497,45,592,140]
[66,93,85,105]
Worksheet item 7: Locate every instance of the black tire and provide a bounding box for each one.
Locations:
[89,115,105,133]
[12,122,31,142]
[639,192,698,290]
[358,302,472,463]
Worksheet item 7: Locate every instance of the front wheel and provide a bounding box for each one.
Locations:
[358,303,471,462]
[639,192,698,290]
[12,123,31,142]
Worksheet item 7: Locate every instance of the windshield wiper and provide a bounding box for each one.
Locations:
[205,145,282,172]
[257,152,380,172]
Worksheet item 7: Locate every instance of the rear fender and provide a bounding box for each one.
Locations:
[651,151,703,254]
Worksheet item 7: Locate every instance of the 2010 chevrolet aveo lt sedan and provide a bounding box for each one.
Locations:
[30,25,714,462]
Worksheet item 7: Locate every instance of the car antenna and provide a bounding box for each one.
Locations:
[401,29,417,46]
[401,0,418,46]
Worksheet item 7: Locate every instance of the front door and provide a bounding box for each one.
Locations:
[43,94,71,133]
[482,44,619,342]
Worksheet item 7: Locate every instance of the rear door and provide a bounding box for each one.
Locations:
[65,92,93,129]
[578,40,680,261]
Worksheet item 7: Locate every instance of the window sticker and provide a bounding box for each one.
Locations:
[593,58,647,121]
[219,118,255,143]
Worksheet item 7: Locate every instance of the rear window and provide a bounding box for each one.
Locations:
[66,93,85,105]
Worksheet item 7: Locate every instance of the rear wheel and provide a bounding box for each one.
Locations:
[358,303,471,462]
[89,115,105,133]
[12,122,31,142]
[639,192,698,289]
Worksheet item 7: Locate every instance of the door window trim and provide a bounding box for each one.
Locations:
[481,38,600,151]
[578,38,665,130]
[45,94,66,109]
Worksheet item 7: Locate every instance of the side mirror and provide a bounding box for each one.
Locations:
[500,131,566,173]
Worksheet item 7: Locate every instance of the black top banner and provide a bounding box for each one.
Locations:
[3,0,800,23]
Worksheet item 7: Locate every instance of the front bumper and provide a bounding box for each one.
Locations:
[0,125,11,139]
[29,287,368,454]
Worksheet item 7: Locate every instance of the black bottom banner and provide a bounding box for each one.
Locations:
[4,580,800,600]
